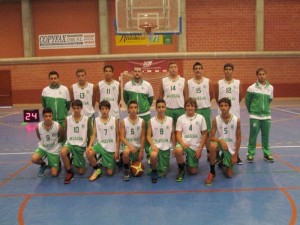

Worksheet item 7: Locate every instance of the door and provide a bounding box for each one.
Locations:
[0,70,12,107]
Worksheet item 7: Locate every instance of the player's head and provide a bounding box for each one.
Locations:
[76,68,86,84]
[103,65,114,80]
[99,100,111,116]
[71,99,83,108]
[185,97,197,109]
[193,62,204,76]
[42,107,53,121]
[42,107,53,115]
[104,65,114,72]
[127,100,138,115]
[224,63,234,79]
[256,67,267,84]
[193,62,203,70]
[168,62,178,76]
[224,63,234,71]
[48,71,59,87]
[218,97,231,107]
[155,98,166,115]
[132,66,143,81]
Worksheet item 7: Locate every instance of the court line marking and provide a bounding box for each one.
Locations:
[18,195,31,225]
[0,162,32,187]
[272,107,300,115]
[280,190,298,225]
[0,112,20,119]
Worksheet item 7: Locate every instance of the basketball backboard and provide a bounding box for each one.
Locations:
[115,0,181,35]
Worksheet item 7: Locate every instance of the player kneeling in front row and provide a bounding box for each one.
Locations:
[31,107,64,177]
[174,98,208,182]
[147,99,175,183]
[86,100,120,181]
[120,100,145,181]
[205,97,241,185]
[61,99,91,184]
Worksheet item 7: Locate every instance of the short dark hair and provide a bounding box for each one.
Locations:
[103,65,114,72]
[99,100,111,109]
[168,62,177,68]
[193,62,203,70]
[185,97,197,109]
[224,63,234,70]
[156,98,166,107]
[72,99,83,108]
[218,97,231,107]
[76,68,86,75]
[256,67,266,75]
[42,107,52,115]
[48,71,59,78]
[128,100,138,108]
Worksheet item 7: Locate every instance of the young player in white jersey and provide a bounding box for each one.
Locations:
[61,99,90,184]
[186,62,214,161]
[205,97,241,186]
[216,63,243,164]
[86,100,120,181]
[120,100,145,181]
[31,107,64,177]
[159,62,187,126]
[98,65,121,118]
[174,98,208,182]
[147,99,175,183]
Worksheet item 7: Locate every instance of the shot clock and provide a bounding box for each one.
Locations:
[23,109,40,123]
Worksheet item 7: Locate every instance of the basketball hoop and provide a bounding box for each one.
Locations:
[139,24,157,35]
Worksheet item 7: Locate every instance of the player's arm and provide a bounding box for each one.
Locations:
[245,88,253,112]
[209,118,227,150]
[232,119,241,164]
[147,120,158,152]
[158,80,164,100]
[209,79,214,101]
[176,131,189,149]
[114,118,120,160]
[215,81,220,102]
[138,120,146,160]
[239,81,243,102]
[65,88,71,111]
[171,123,176,149]
[184,80,189,102]
[118,83,122,105]
[119,119,135,151]
[64,118,68,139]
[195,129,208,159]
[69,85,74,101]
[96,84,100,103]
[58,124,65,143]
[148,85,154,107]
[87,121,96,150]
[92,84,97,108]
[35,126,41,140]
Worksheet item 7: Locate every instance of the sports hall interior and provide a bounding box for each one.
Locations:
[0,1,300,225]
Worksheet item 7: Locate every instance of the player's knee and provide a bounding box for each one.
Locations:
[174,148,183,156]
[122,148,130,157]
[106,169,114,176]
[150,151,157,159]
[61,147,69,156]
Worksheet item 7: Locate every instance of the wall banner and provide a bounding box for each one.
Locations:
[39,33,95,49]
[116,35,163,46]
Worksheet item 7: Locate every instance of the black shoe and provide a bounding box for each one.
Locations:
[237,156,243,165]
[151,170,158,183]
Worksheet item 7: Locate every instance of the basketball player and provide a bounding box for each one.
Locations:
[147,99,175,183]
[98,65,121,118]
[186,62,214,161]
[246,68,274,163]
[31,107,64,177]
[174,98,207,182]
[158,62,187,126]
[216,63,243,164]
[86,100,120,181]
[120,100,146,181]
[205,97,241,186]
[42,71,70,127]
[61,99,90,184]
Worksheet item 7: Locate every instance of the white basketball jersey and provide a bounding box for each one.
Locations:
[150,116,173,151]
[95,116,117,152]
[188,77,211,109]
[98,80,120,118]
[162,76,185,109]
[37,121,62,154]
[218,79,240,118]
[176,114,207,151]
[215,114,238,155]
[66,115,89,147]
[72,83,95,117]
[123,117,143,148]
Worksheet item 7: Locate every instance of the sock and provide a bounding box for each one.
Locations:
[66,168,73,174]
[210,164,215,175]
[41,161,46,167]
[178,163,185,170]
[124,163,129,170]
[93,163,101,170]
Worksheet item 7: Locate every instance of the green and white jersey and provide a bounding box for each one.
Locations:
[66,115,89,147]
[98,80,120,118]
[176,113,207,151]
[95,116,117,152]
[42,85,70,124]
[123,117,143,148]
[218,79,241,118]
[37,121,62,154]
[216,114,238,155]
[245,81,273,120]
[150,116,173,151]
[72,82,95,117]
[123,80,154,116]
[188,77,211,109]
[162,76,185,109]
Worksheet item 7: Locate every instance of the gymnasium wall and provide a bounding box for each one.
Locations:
[0,0,299,104]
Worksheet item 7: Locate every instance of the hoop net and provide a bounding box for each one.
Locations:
[139,24,157,42]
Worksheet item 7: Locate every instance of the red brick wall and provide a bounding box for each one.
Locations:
[32,0,100,56]
[0,1,23,58]
[186,0,256,51]
[265,0,300,50]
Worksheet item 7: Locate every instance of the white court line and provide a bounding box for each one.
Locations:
[0,112,20,119]
[272,107,300,115]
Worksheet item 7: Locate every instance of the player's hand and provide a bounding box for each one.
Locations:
[114,152,120,161]
[138,151,144,161]
[195,150,202,160]
[231,154,238,165]
[181,142,190,150]
[152,145,159,153]
[129,144,137,153]
[220,140,228,150]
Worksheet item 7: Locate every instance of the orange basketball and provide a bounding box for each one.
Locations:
[130,161,145,177]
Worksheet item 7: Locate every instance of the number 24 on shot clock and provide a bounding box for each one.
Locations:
[23,109,40,123]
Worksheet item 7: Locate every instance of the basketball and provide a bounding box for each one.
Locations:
[130,161,145,177]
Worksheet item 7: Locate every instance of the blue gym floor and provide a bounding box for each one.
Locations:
[0,98,300,225]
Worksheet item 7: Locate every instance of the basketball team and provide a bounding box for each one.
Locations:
[31,62,274,185]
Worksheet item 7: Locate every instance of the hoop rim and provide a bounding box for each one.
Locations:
[138,24,158,34]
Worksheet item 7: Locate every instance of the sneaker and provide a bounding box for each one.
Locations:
[96,154,103,165]
[151,170,158,183]
[64,172,74,184]
[237,156,243,165]
[38,164,47,177]
[264,155,274,163]
[205,172,215,186]
[247,155,254,163]
[123,169,130,181]
[176,169,185,182]
[89,168,102,181]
